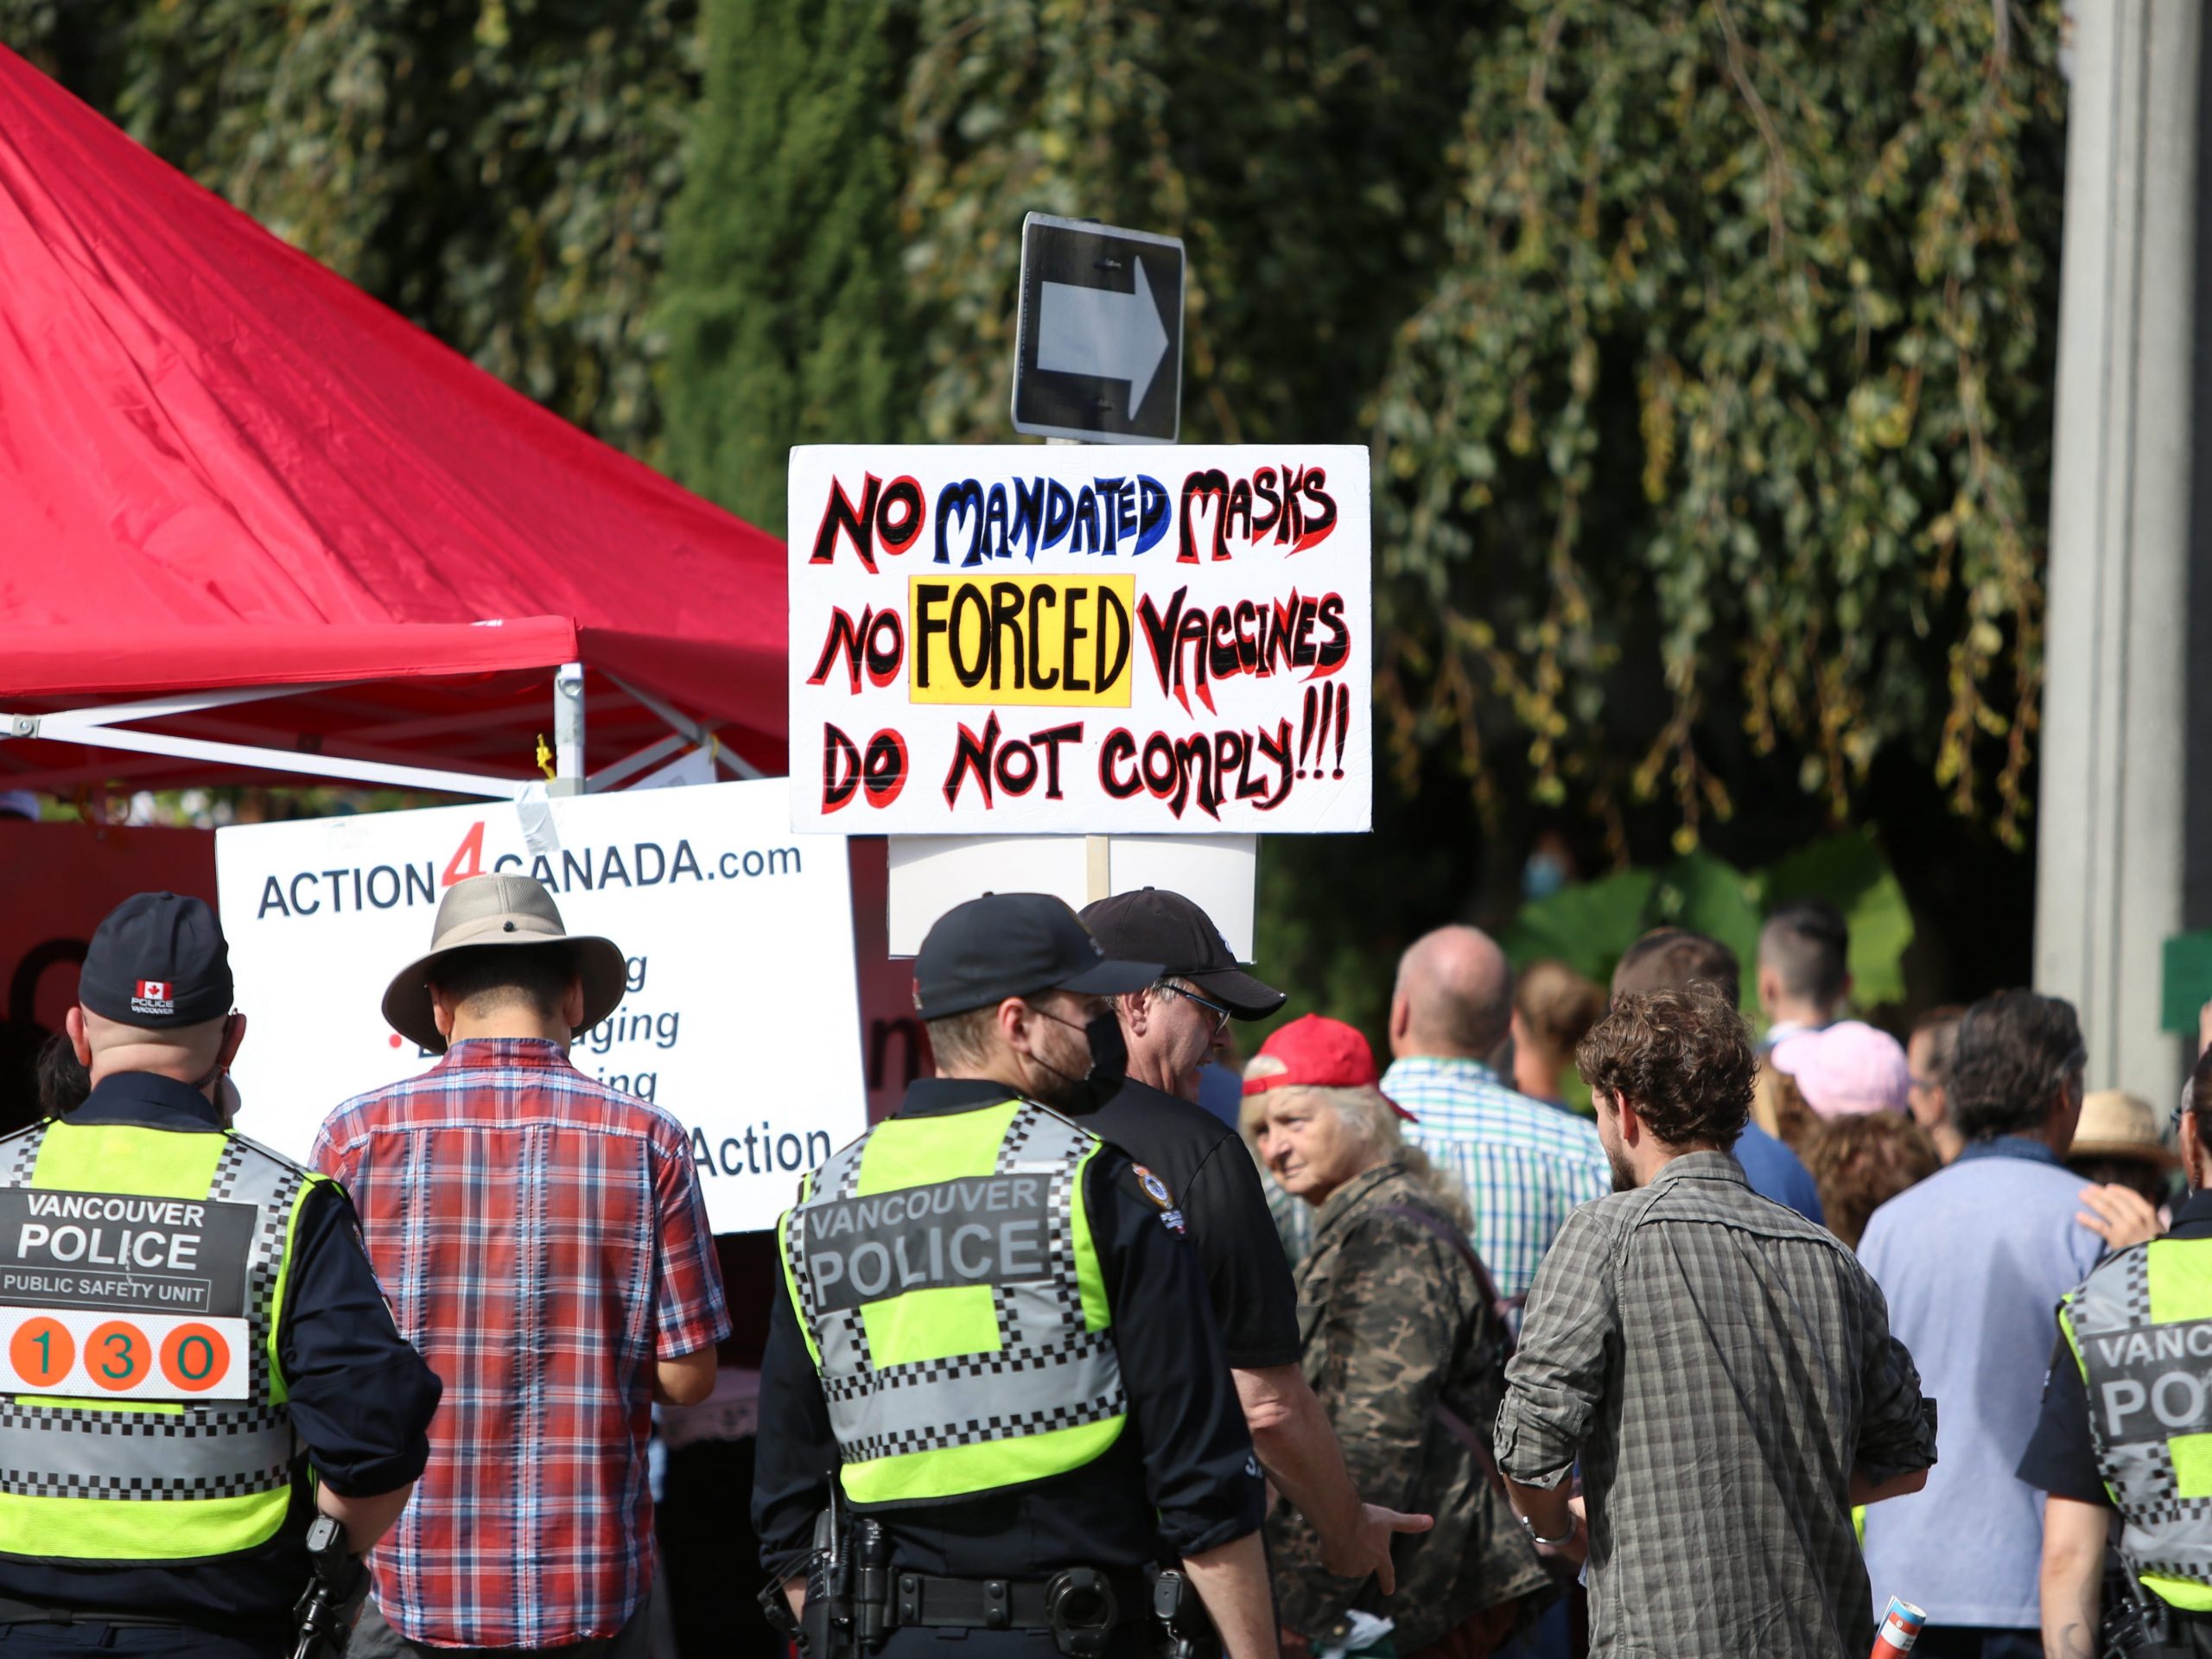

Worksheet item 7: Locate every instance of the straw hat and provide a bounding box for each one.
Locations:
[2070,1090,2179,1169]
[382,874,627,1054]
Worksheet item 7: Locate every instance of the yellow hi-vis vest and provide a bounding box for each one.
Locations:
[2061,1237,2212,1611]
[778,1098,1125,1508]
[0,1116,328,1564]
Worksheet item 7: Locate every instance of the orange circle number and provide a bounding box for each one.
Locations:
[86,1321,149,1391]
[158,1324,230,1394]
[9,1318,73,1389]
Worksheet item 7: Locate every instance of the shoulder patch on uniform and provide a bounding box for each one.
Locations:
[1131,1164,1174,1209]
[1159,1207,1186,1235]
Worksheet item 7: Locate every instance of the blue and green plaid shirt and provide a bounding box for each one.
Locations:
[1381,1055,1611,1314]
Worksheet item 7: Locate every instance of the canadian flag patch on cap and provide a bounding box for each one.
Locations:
[130,979,175,1016]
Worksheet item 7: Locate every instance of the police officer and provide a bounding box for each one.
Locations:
[0,893,441,1658]
[753,893,1275,1659]
[1077,890,1426,1590]
[2022,1040,2212,1656]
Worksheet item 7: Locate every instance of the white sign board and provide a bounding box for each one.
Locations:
[213,779,865,1234]
[789,444,1372,836]
[884,835,1256,962]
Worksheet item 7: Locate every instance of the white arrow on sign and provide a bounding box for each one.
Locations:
[1036,256,1170,418]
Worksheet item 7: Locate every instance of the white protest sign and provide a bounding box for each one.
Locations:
[788,444,1371,835]
[213,779,865,1234]
[883,834,1257,960]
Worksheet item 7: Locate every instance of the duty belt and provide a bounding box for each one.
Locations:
[0,1592,278,1637]
[892,1567,1143,1654]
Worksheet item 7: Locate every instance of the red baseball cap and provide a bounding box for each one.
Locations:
[1242,1014,1415,1121]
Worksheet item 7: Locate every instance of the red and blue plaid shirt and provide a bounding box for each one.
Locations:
[313,1038,730,1648]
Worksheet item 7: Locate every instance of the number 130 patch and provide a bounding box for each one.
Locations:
[0,1306,248,1402]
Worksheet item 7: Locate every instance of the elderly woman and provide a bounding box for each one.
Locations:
[1246,1015,1548,1659]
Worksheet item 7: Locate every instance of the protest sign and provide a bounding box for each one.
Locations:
[214,779,866,1234]
[789,444,1371,835]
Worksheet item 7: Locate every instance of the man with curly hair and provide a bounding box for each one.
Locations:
[1494,985,1938,1659]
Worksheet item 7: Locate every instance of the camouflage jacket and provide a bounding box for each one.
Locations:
[1264,1162,1549,1650]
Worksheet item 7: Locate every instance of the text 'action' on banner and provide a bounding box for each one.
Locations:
[788,444,1372,836]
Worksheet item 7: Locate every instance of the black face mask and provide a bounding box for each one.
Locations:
[188,1014,239,1096]
[1030,1007,1128,1112]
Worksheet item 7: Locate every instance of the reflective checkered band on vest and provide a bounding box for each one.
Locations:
[0,1121,310,1548]
[2063,1242,2212,1605]
[780,1101,1124,1506]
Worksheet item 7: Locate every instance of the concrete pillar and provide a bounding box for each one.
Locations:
[2035,0,2201,1097]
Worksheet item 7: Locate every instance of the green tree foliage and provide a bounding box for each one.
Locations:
[1498,830,1915,1012]
[3,1,2062,1022]
[8,1,2063,859]
[658,0,925,529]
[1370,0,2064,851]
[898,0,1473,448]
[5,0,696,459]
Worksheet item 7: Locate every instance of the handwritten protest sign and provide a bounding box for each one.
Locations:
[788,445,1371,835]
[214,780,866,1233]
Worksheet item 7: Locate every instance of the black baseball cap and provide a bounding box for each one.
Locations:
[78,892,235,1028]
[1080,888,1285,1018]
[914,893,1160,1020]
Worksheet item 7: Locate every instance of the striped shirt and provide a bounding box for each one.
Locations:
[1381,1055,1611,1312]
[313,1038,730,1649]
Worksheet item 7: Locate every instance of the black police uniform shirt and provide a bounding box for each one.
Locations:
[752,1077,1266,1583]
[0,1071,442,1633]
[2018,1187,2212,1505]
[1070,1077,1301,1371]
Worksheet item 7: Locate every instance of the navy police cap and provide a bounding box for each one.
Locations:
[78,892,235,1028]
[914,893,1160,1020]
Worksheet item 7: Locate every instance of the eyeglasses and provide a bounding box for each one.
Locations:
[1159,982,1234,1039]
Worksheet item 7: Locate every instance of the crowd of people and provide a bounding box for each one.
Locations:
[753,880,2212,1659]
[10,870,2208,1659]
[1213,904,2195,1659]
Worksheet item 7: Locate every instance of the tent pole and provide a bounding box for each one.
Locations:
[0,713,522,798]
[35,683,346,725]
[551,663,586,796]
[588,732,690,792]
[604,674,766,780]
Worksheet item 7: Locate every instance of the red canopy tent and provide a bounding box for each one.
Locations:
[0,46,786,801]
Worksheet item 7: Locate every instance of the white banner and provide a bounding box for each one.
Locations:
[788,444,1372,834]
[213,779,866,1234]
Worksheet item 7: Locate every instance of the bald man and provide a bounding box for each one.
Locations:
[1382,926,1611,1319]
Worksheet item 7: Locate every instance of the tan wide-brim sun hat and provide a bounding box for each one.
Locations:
[382,874,628,1055]
[2071,1089,2181,1170]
